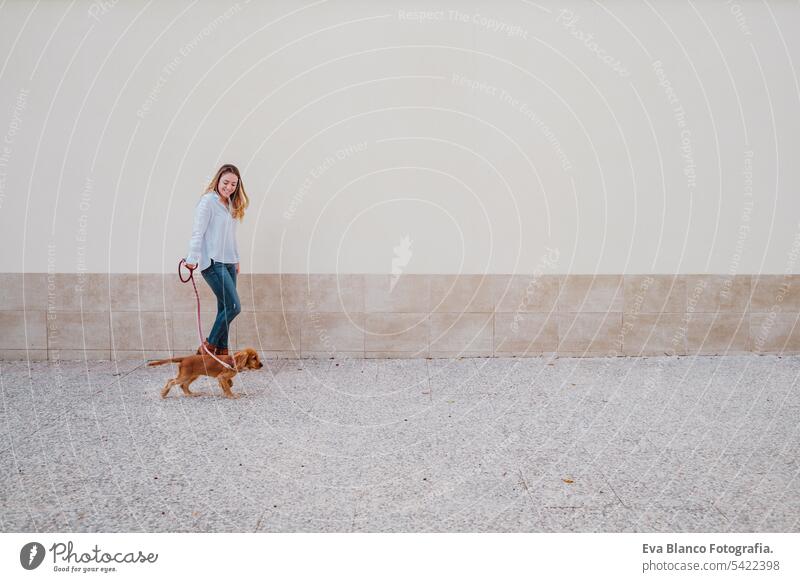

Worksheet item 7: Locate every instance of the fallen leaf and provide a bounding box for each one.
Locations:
[562,478,574,484]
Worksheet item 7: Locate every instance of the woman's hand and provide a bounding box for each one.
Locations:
[236,263,240,275]
[185,262,197,270]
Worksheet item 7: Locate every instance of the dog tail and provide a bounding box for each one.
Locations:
[147,357,185,367]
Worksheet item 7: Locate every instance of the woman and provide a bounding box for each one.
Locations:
[184,163,249,356]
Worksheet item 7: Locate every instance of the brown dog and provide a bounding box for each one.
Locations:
[148,348,263,399]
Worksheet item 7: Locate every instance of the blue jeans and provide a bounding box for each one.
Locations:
[201,259,240,350]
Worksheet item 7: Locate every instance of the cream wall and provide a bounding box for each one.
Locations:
[1,0,799,275]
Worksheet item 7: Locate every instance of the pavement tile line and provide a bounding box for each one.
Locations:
[538,343,798,532]
[715,364,800,531]
[632,355,800,532]
[1,359,153,531]
[1,356,798,532]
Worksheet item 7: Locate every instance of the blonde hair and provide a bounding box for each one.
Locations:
[204,163,249,221]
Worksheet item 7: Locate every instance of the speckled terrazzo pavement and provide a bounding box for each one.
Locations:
[1,355,798,532]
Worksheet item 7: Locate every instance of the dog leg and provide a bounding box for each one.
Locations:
[179,376,202,397]
[218,377,240,399]
[160,378,179,399]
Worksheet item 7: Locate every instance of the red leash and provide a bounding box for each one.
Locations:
[178,259,236,371]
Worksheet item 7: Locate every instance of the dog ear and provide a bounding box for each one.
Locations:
[234,351,248,369]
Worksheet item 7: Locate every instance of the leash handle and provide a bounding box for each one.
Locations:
[178,258,195,282]
[177,258,237,371]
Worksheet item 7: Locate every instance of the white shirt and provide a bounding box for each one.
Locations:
[185,191,240,271]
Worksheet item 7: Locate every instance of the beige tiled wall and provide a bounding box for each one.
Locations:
[1,273,798,360]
